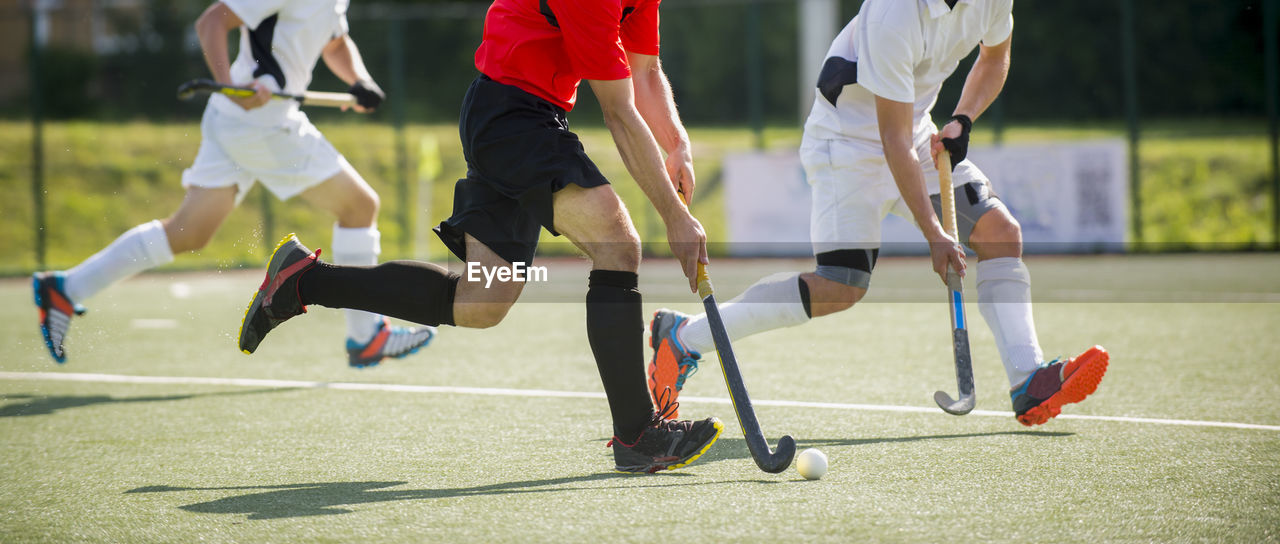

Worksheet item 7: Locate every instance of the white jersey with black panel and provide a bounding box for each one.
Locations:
[803,0,1013,146]
[210,0,351,123]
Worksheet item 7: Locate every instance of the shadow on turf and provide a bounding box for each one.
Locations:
[696,431,1073,464]
[126,474,782,520]
[0,388,295,417]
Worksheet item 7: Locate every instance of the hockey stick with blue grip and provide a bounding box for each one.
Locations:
[933,149,976,415]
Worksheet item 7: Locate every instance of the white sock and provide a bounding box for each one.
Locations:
[331,224,384,343]
[680,272,810,355]
[976,257,1044,387]
[64,219,175,303]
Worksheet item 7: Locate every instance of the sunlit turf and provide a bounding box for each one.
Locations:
[2,254,1278,541]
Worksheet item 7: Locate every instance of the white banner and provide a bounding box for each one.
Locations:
[723,140,1129,256]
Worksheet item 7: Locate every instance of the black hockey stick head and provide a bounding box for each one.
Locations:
[751,434,797,473]
[176,79,221,101]
[704,293,799,474]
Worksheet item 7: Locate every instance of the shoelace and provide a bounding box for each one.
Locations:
[674,357,699,390]
[606,387,683,449]
[653,386,680,422]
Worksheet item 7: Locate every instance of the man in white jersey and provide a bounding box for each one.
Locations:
[32,0,435,368]
[648,0,1109,426]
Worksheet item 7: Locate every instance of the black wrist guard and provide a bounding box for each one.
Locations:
[349,79,385,110]
[941,114,972,171]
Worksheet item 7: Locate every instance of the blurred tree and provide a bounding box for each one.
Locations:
[10,0,1273,124]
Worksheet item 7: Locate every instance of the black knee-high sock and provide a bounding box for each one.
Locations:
[586,270,654,442]
[299,260,459,326]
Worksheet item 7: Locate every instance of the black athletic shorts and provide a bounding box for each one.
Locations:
[433,75,610,265]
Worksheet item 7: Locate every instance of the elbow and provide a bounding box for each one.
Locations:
[194,12,221,43]
[195,4,235,42]
[598,103,629,132]
[194,15,213,39]
[878,134,913,158]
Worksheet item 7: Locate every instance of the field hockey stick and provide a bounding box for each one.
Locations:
[932,149,976,415]
[679,192,796,473]
[176,79,358,108]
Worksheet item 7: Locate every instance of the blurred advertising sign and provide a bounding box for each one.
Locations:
[723,140,1128,256]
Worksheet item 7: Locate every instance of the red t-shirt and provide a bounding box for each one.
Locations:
[475,0,661,111]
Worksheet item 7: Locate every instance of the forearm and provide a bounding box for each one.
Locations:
[953,44,1010,121]
[603,107,685,220]
[886,141,942,236]
[877,97,942,237]
[631,63,689,155]
[322,35,373,86]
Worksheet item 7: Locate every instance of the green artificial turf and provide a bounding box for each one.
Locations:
[1,254,1278,542]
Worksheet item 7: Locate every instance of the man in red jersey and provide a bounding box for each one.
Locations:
[239,0,724,473]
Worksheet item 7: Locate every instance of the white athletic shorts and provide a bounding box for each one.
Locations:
[801,133,991,255]
[181,102,350,204]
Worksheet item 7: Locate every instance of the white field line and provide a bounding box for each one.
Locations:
[129,318,179,329]
[869,287,1280,303]
[3,371,1278,432]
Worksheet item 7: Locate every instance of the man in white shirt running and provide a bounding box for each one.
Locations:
[648,0,1109,426]
[32,0,435,368]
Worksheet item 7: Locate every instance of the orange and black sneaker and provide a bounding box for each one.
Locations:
[608,388,723,474]
[238,234,320,355]
[647,309,702,417]
[1012,345,1110,426]
[33,271,87,363]
[346,317,436,368]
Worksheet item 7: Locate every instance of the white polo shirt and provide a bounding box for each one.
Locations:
[803,0,1013,146]
[210,0,351,123]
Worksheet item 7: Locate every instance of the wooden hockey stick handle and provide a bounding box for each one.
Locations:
[937,149,958,240]
[297,91,358,108]
[675,190,715,298]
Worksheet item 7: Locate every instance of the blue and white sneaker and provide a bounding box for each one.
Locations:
[33,271,87,363]
[346,317,436,368]
[647,309,701,417]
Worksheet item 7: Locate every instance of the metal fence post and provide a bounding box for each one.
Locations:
[1122,0,1142,246]
[1265,0,1279,249]
[259,190,274,256]
[746,0,764,149]
[30,3,47,270]
[389,16,410,258]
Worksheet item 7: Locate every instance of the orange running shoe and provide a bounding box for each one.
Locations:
[1011,345,1110,426]
[647,309,702,417]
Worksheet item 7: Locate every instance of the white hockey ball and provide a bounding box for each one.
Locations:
[796,448,828,480]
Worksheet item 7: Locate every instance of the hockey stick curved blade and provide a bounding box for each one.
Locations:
[176,79,257,101]
[176,79,218,100]
[933,389,975,415]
